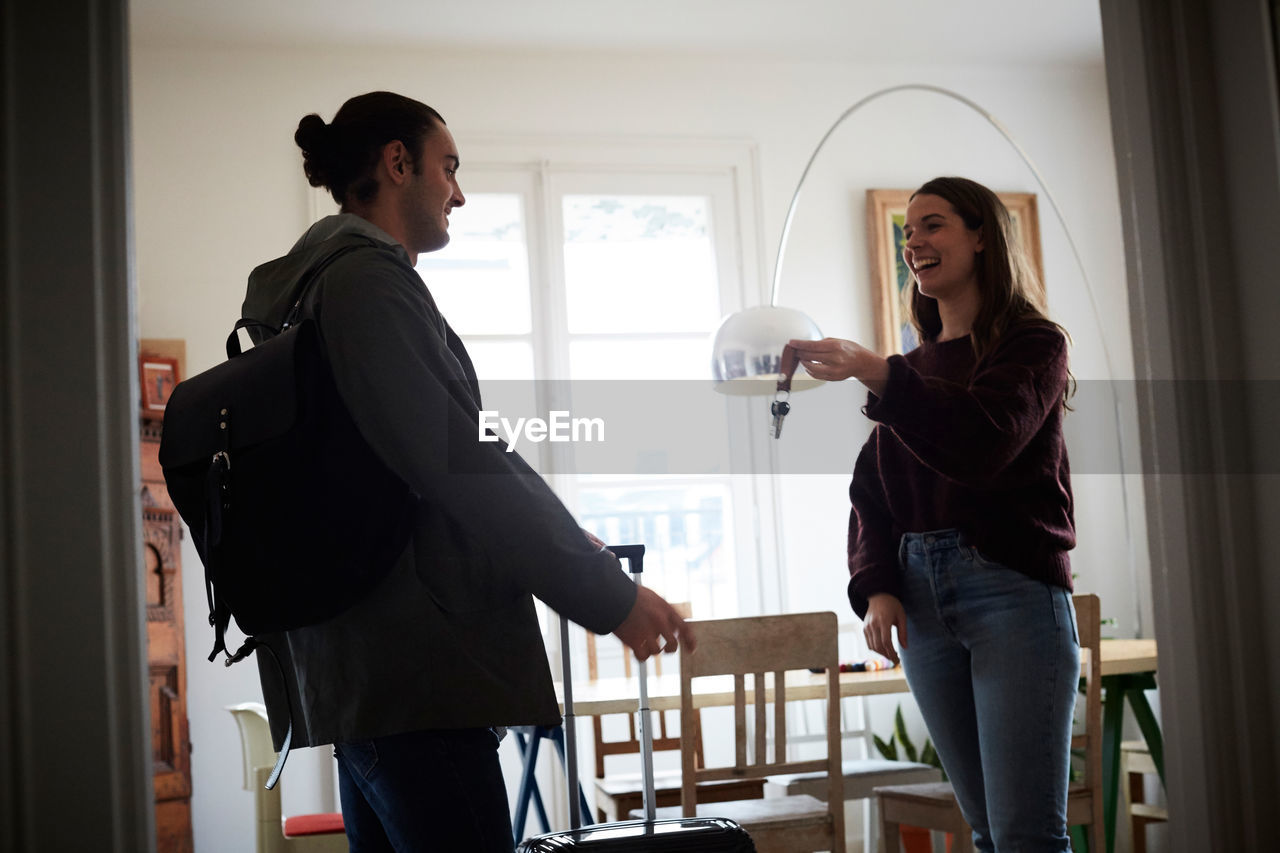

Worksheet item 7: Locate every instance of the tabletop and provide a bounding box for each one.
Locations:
[559,638,1157,716]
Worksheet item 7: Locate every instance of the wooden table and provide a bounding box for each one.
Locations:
[559,638,1157,713]
[534,638,1160,852]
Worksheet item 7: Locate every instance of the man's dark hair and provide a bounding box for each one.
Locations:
[295,92,445,207]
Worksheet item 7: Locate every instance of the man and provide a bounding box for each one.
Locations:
[245,91,692,852]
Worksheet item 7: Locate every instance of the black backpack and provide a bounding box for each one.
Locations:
[159,241,417,667]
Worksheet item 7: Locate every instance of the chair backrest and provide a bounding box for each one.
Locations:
[679,612,844,820]
[1072,594,1104,839]
[782,622,880,762]
[228,702,275,791]
[228,703,286,853]
[227,703,346,853]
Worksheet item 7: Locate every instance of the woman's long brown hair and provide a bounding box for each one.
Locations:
[904,176,1074,406]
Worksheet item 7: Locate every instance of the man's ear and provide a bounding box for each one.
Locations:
[382,140,411,185]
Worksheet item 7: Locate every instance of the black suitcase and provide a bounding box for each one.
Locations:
[517,545,755,853]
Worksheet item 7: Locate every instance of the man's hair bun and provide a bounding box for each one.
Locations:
[295,93,446,207]
[295,113,337,189]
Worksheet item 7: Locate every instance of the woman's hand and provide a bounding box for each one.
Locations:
[864,593,908,665]
[787,337,889,396]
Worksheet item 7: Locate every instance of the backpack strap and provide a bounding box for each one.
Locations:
[228,235,375,358]
[253,641,294,789]
[226,319,277,359]
[203,406,233,662]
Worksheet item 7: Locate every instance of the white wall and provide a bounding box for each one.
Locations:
[130,43,1144,852]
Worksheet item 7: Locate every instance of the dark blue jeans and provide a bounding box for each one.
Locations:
[898,530,1079,853]
[334,727,514,852]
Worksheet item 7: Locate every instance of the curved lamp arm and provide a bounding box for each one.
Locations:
[772,84,1111,378]
[768,83,1140,635]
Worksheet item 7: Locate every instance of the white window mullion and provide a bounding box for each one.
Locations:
[515,161,562,476]
[538,161,581,492]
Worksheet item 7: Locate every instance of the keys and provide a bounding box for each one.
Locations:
[770,399,791,439]
[772,345,799,440]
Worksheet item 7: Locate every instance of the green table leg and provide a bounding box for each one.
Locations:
[1126,683,1164,787]
[1100,672,1160,853]
[1102,678,1126,853]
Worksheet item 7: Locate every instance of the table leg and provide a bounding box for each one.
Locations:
[512,726,552,842]
[1102,679,1125,853]
[547,725,594,827]
[1101,672,1160,853]
[1126,687,1165,787]
[511,724,593,842]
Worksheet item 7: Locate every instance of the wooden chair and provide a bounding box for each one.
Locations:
[645,612,846,853]
[584,604,765,822]
[766,623,941,853]
[226,703,347,853]
[875,594,1103,853]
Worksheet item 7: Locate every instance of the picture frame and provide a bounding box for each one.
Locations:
[866,188,1043,355]
[139,354,180,417]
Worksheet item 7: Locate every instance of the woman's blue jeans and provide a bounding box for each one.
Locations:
[897,530,1079,853]
[334,727,514,852]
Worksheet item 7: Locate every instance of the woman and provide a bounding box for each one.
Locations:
[789,177,1078,852]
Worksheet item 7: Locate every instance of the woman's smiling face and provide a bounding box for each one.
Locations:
[902,193,984,303]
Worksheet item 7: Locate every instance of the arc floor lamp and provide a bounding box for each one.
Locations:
[710,83,1141,636]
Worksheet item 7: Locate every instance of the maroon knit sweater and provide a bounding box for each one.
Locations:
[847,320,1075,619]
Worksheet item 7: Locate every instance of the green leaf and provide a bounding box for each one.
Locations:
[894,705,918,762]
[873,733,898,761]
[920,739,947,781]
[920,739,938,767]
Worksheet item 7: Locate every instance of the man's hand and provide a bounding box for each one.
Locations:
[864,593,908,665]
[613,586,697,662]
[582,528,608,552]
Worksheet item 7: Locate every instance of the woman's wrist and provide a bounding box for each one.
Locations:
[859,355,890,397]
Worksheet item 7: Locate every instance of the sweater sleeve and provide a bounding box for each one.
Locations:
[313,249,637,635]
[864,323,1069,489]
[846,430,901,619]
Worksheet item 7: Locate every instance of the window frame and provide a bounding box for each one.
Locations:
[309,136,790,617]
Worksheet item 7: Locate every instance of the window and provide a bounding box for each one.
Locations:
[414,146,770,631]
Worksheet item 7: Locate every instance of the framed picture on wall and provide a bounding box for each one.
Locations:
[139,355,180,417]
[866,188,1043,355]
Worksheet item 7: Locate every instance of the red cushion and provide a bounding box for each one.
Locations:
[283,812,345,837]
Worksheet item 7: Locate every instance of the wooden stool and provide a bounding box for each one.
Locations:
[1121,739,1167,853]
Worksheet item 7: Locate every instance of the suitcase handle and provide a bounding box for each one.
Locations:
[609,543,644,572]
[608,544,656,823]
[561,544,654,831]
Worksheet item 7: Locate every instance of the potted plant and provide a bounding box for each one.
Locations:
[873,704,944,777]
[874,704,951,853]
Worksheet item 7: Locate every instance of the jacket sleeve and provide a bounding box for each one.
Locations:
[864,322,1069,489]
[846,430,900,619]
[313,249,636,635]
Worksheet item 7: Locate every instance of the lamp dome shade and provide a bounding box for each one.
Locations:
[711,305,824,395]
